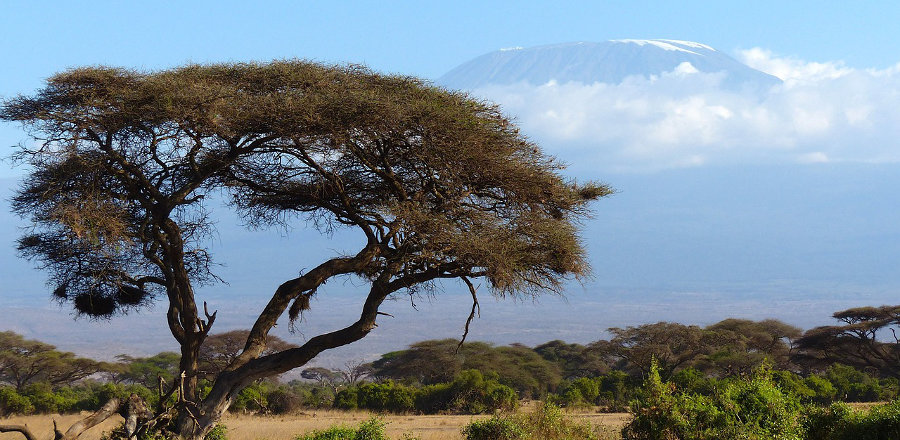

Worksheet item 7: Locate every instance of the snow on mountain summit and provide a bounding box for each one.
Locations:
[439,40,780,91]
[612,39,716,54]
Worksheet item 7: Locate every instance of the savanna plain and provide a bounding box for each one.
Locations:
[1,404,630,440]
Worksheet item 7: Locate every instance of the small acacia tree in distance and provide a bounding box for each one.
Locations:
[1,61,609,439]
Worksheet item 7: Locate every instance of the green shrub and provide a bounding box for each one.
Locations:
[443,370,518,414]
[826,364,887,402]
[78,382,157,412]
[801,400,900,439]
[0,387,34,415]
[205,424,228,440]
[338,371,517,414]
[20,382,79,413]
[462,417,527,440]
[231,382,269,413]
[804,374,837,403]
[462,402,596,440]
[334,387,359,410]
[623,360,805,440]
[295,417,387,440]
[267,387,302,414]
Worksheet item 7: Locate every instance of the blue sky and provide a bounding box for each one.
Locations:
[4,2,900,359]
[3,1,900,177]
[3,1,900,94]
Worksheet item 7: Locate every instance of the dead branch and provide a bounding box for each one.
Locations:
[125,393,153,440]
[457,277,481,352]
[198,301,217,335]
[55,398,121,440]
[0,425,37,440]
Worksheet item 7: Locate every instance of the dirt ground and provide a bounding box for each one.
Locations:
[0,407,630,440]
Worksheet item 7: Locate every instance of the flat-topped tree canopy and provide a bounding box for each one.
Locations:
[1,60,610,439]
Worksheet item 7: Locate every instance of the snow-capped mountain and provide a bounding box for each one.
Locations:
[439,40,781,90]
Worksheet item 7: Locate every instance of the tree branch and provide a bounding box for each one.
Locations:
[56,398,121,440]
[0,425,37,440]
[457,276,481,352]
[228,243,381,371]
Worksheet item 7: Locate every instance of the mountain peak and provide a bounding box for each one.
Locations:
[439,40,779,91]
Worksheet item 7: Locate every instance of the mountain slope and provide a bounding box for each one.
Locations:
[439,40,781,90]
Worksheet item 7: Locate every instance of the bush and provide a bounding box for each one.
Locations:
[356,382,416,413]
[205,424,228,440]
[462,402,596,440]
[231,382,269,413]
[20,382,78,413]
[801,400,900,439]
[295,417,388,440]
[334,387,359,410]
[268,387,303,414]
[0,387,34,415]
[462,417,527,440]
[336,371,517,414]
[826,364,888,402]
[623,360,805,440]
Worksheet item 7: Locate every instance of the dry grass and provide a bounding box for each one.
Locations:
[0,407,631,440]
[221,407,630,440]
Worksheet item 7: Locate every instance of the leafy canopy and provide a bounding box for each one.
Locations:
[2,61,608,319]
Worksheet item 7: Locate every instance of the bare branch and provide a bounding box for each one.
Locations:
[457,276,481,352]
[58,398,121,440]
[0,425,38,440]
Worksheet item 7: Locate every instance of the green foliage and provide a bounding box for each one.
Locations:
[462,417,528,440]
[534,340,608,379]
[333,381,415,413]
[0,386,34,415]
[113,352,180,388]
[354,382,416,413]
[623,359,805,440]
[0,331,103,391]
[802,400,900,439]
[462,402,597,440]
[294,417,388,440]
[825,364,894,402]
[335,370,517,414]
[437,370,518,414]
[231,381,270,413]
[267,387,303,414]
[334,386,359,410]
[550,371,637,411]
[81,382,158,411]
[370,340,562,398]
[204,424,228,440]
[20,381,78,413]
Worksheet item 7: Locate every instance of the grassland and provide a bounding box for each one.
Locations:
[0,405,630,440]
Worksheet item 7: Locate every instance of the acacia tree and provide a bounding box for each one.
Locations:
[794,305,900,378]
[593,322,712,379]
[1,61,608,439]
[198,330,296,378]
[0,331,103,391]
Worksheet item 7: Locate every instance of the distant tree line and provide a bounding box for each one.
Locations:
[2,304,899,417]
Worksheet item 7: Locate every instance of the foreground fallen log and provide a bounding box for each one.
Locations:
[0,398,125,440]
[0,425,38,440]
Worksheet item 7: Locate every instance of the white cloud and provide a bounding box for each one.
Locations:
[472,52,900,173]
[738,48,852,84]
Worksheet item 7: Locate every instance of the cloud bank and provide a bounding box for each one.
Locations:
[470,49,900,172]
